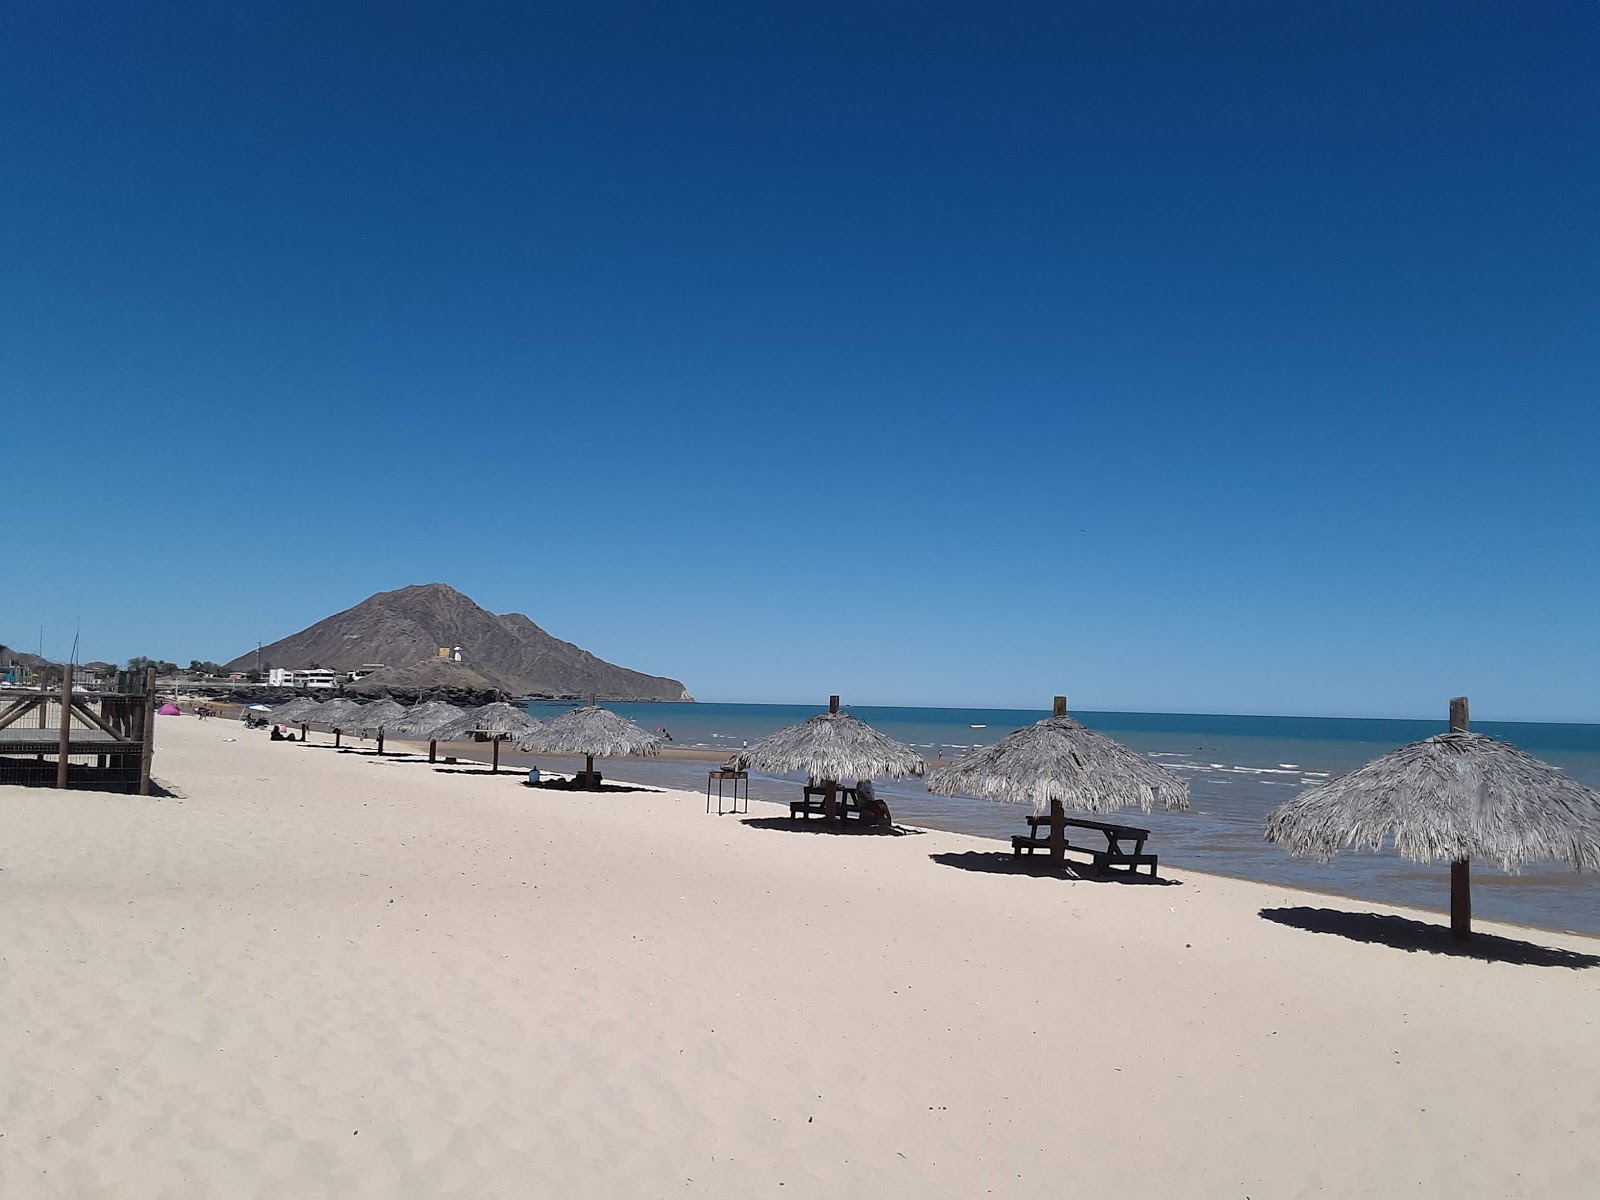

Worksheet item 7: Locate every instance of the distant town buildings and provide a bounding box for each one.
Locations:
[267,668,341,690]
[265,665,386,688]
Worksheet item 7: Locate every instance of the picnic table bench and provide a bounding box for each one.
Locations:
[790,785,861,821]
[1011,815,1160,878]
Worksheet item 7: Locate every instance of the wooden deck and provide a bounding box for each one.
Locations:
[0,668,156,792]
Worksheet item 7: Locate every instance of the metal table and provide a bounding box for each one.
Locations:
[706,769,749,815]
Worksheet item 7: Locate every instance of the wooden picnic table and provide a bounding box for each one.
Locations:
[791,784,860,821]
[1012,814,1160,878]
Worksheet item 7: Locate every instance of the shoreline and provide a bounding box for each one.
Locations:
[298,725,1600,941]
[412,739,1600,942]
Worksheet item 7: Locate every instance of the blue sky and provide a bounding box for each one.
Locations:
[4,3,1597,721]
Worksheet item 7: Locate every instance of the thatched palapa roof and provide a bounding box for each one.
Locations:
[429,701,542,743]
[384,701,467,739]
[1266,730,1600,873]
[312,698,367,729]
[734,699,923,783]
[926,701,1188,814]
[348,699,408,732]
[518,704,662,757]
[268,698,323,723]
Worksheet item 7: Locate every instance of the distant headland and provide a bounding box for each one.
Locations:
[225,583,693,703]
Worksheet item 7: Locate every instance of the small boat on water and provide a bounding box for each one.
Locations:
[970,724,986,728]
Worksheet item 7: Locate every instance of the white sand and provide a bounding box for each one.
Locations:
[3,717,1598,1198]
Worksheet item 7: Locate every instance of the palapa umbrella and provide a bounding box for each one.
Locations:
[427,701,542,774]
[926,696,1189,865]
[267,697,320,722]
[347,698,408,754]
[268,697,323,739]
[311,697,367,747]
[1266,697,1600,940]
[733,695,923,821]
[384,700,467,763]
[518,702,662,790]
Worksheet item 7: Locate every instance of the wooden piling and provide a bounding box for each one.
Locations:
[36,684,48,761]
[824,696,841,820]
[56,664,74,789]
[1449,696,1471,940]
[138,667,156,796]
[1048,697,1069,860]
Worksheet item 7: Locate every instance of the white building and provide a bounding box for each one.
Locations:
[268,667,341,690]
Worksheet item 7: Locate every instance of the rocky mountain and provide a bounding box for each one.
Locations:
[225,584,693,702]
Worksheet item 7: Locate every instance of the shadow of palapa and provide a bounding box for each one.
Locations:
[739,816,923,837]
[929,850,1182,885]
[1258,906,1600,969]
[522,780,665,794]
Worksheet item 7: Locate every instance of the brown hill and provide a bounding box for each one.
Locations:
[226,583,693,702]
[0,644,53,671]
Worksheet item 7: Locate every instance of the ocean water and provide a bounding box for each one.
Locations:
[512,701,1600,938]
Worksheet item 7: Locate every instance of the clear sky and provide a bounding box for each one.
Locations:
[4,3,1597,721]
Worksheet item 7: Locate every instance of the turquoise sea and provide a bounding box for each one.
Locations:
[509,701,1600,938]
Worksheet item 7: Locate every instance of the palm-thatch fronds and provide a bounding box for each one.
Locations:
[1266,732,1600,872]
[268,697,323,724]
[429,701,542,742]
[312,698,367,730]
[733,698,923,784]
[926,704,1189,815]
[1265,697,1600,940]
[518,703,662,789]
[518,705,662,758]
[383,700,468,764]
[348,699,408,734]
[385,701,467,739]
[427,701,542,774]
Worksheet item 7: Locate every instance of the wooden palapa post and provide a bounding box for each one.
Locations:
[138,667,157,796]
[1449,696,1472,940]
[56,663,75,789]
[36,680,48,761]
[824,695,841,822]
[584,695,598,789]
[1049,696,1068,862]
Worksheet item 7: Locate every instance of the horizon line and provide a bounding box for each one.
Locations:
[646,698,1600,728]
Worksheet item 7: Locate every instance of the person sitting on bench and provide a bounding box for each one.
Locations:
[857,779,892,827]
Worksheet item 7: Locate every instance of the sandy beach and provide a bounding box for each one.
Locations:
[3,718,1598,1198]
